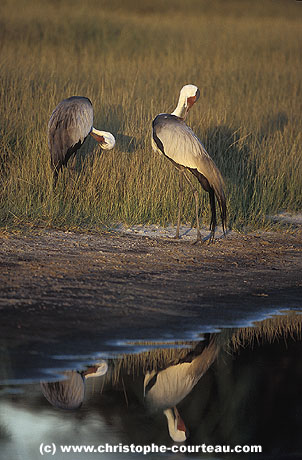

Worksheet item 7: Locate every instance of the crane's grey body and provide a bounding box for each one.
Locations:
[153,114,223,187]
[152,87,227,242]
[48,96,94,174]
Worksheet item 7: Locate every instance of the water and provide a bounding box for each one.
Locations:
[0,310,301,459]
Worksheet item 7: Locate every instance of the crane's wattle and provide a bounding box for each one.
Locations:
[176,413,186,432]
[90,128,116,150]
[90,131,105,144]
[187,95,196,106]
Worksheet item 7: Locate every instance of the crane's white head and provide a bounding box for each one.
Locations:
[90,128,116,150]
[164,407,188,442]
[84,360,108,379]
[172,84,200,120]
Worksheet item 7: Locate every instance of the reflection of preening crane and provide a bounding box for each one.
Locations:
[48,96,115,183]
[152,85,227,242]
[40,361,108,409]
[144,337,219,442]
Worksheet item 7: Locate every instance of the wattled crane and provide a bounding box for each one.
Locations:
[48,96,115,182]
[152,85,227,242]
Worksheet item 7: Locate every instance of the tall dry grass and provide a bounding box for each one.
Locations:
[0,0,301,230]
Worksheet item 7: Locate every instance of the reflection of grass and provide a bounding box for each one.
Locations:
[0,0,301,231]
[106,312,301,384]
[108,344,196,385]
[230,311,302,351]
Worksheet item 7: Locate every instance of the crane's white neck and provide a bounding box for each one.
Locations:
[163,408,187,442]
[171,92,189,119]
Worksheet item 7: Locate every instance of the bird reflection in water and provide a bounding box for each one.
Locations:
[40,361,108,410]
[39,335,221,444]
[38,312,301,450]
[144,336,220,442]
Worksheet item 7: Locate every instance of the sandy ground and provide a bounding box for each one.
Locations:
[1,223,301,373]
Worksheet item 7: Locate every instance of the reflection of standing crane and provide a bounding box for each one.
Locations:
[152,85,227,242]
[48,96,115,182]
[144,337,219,442]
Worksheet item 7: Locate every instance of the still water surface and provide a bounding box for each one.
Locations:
[0,310,301,459]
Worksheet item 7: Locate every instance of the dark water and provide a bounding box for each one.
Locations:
[0,310,301,460]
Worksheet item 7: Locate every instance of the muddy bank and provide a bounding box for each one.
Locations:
[0,228,301,359]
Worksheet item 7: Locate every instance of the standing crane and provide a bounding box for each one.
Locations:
[152,85,227,242]
[48,96,115,182]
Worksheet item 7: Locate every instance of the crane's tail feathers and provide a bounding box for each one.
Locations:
[209,165,227,236]
[191,156,227,237]
[209,189,217,238]
[209,185,227,242]
[191,336,220,380]
[214,187,227,236]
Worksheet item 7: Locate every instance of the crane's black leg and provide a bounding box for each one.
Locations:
[174,169,184,239]
[183,170,202,243]
[53,169,58,188]
[51,162,61,189]
[70,154,77,172]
